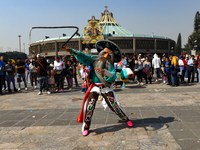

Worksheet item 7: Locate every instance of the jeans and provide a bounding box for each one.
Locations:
[0,75,3,94]
[188,66,195,83]
[73,73,78,86]
[136,69,143,83]
[154,68,160,80]
[197,68,200,83]
[55,73,64,90]
[31,72,37,86]
[81,88,88,93]
[166,72,171,84]
[26,70,31,83]
[143,73,151,84]
[181,70,186,82]
[1,75,6,89]
[67,77,73,86]
[17,73,27,88]
[171,73,178,85]
[6,76,16,90]
[185,69,188,78]
[38,76,49,92]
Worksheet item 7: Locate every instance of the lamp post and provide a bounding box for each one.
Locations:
[194,40,197,50]
[18,35,21,52]
[171,47,173,54]
[23,43,25,53]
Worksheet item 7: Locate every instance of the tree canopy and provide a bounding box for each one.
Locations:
[176,33,182,54]
[187,11,200,51]
[194,11,200,31]
[0,51,28,61]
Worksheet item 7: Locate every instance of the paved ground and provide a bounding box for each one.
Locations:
[0,79,200,150]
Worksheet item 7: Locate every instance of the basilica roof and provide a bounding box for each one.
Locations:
[99,6,133,36]
[34,7,171,43]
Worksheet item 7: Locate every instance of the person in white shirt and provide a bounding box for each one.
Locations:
[29,59,38,89]
[178,56,184,84]
[152,53,161,82]
[54,56,65,92]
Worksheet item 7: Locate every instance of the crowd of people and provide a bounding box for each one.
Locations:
[0,54,80,95]
[116,53,200,87]
[0,52,200,96]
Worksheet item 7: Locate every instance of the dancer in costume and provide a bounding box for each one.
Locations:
[63,40,133,136]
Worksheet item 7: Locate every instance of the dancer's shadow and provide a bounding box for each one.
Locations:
[90,116,175,135]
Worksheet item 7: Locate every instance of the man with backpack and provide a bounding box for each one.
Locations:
[35,54,51,95]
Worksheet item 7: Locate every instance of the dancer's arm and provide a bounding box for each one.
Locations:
[63,47,95,66]
[104,65,117,83]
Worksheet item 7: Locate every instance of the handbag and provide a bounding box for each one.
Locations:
[133,64,139,72]
[56,71,62,74]
[175,65,180,72]
[143,68,151,77]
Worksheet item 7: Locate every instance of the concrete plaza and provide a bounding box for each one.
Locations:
[0,80,200,150]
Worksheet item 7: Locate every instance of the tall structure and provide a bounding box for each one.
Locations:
[99,6,132,36]
[18,35,21,53]
[29,6,175,57]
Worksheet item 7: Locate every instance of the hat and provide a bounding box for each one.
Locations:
[49,64,54,68]
[36,54,41,58]
[139,54,141,56]
[11,59,15,63]
[179,55,182,59]
[95,40,122,62]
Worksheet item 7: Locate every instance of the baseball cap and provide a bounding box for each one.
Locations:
[36,54,41,58]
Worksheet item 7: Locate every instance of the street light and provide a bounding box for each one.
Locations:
[23,43,25,53]
[18,35,21,52]
[171,47,173,54]
[194,40,198,51]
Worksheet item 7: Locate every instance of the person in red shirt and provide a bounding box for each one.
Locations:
[182,56,187,83]
[196,55,200,83]
[184,56,189,79]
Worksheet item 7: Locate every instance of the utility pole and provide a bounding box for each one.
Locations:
[18,35,21,52]
[23,43,25,53]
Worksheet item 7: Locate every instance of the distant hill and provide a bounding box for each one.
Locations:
[0,51,28,62]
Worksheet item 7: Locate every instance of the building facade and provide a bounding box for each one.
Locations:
[29,7,175,57]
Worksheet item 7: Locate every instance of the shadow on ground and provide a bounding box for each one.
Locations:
[90,116,175,135]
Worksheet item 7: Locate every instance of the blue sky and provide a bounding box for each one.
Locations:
[0,0,199,54]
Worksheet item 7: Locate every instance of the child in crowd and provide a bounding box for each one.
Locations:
[48,64,55,93]
[79,64,89,93]
[25,60,31,84]
[161,63,166,84]
[66,60,74,90]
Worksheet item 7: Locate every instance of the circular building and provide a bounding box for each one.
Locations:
[29,7,175,57]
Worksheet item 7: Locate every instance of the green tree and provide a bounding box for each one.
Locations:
[187,11,200,52]
[188,30,200,51]
[176,33,182,54]
[194,11,200,31]
[0,51,28,61]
